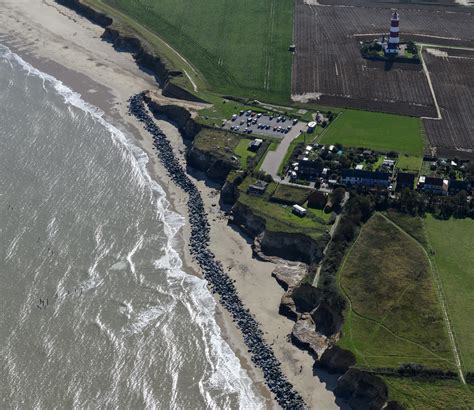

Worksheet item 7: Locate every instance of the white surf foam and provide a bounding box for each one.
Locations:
[0,44,264,409]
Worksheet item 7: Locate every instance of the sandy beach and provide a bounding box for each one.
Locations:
[0,1,339,407]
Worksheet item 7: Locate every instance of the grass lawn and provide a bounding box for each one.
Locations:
[384,377,474,409]
[193,128,241,164]
[338,213,454,370]
[424,216,474,373]
[237,178,328,241]
[91,0,294,104]
[320,110,424,156]
[397,154,423,173]
[234,139,256,168]
[270,183,313,205]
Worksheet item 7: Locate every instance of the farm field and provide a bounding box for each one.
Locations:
[338,213,454,370]
[425,216,474,372]
[89,0,294,103]
[422,48,474,158]
[319,110,424,156]
[384,377,474,410]
[293,0,474,156]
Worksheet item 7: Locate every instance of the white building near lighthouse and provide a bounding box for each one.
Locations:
[385,11,400,55]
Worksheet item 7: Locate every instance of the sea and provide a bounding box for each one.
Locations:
[0,44,264,409]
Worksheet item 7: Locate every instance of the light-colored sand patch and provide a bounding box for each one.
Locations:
[292,92,323,103]
[426,48,449,58]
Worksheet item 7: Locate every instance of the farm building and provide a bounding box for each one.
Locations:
[341,169,390,188]
[396,172,416,191]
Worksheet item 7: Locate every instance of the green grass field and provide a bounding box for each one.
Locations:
[384,211,428,248]
[384,377,474,409]
[233,139,256,168]
[396,154,422,173]
[425,216,474,372]
[237,178,329,241]
[320,110,424,156]
[338,213,454,370]
[92,0,293,103]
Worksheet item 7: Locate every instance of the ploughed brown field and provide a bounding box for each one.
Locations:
[422,48,474,158]
[292,0,474,156]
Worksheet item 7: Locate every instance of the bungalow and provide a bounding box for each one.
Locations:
[341,169,390,188]
[247,180,268,195]
[448,179,471,195]
[396,172,416,191]
[248,138,263,152]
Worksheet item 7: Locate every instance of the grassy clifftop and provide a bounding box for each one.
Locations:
[338,213,454,370]
[86,0,294,103]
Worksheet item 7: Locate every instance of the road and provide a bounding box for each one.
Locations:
[312,192,350,287]
[260,126,307,179]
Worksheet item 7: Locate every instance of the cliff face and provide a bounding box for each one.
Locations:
[187,147,238,183]
[144,95,202,141]
[56,0,205,103]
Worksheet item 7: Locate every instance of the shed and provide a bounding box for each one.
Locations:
[247,180,268,195]
[292,204,307,217]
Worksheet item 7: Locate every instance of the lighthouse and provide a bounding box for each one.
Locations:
[385,11,400,55]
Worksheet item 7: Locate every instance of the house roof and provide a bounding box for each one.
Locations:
[424,176,444,186]
[341,169,390,181]
[397,172,416,184]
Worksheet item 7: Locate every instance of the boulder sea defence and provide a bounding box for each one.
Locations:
[128,92,306,409]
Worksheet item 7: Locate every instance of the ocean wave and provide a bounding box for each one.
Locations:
[0,44,264,409]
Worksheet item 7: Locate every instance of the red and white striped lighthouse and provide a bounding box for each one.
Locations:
[386,11,400,54]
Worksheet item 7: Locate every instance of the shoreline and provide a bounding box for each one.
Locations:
[0,1,340,407]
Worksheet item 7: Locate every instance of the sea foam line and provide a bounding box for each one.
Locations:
[0,44,264,409]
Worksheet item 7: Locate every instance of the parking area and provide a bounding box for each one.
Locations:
[222,110,308,139]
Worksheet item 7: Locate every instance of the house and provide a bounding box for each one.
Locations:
[292,204,307,217]
[247,180,268,195]
[298,159,324,177]
[307,191,328,209]
[396,172,416,191]
[448,180,471,195]
[418,176,447,195]
[382,159,395,168]
[363,149,373,157]
[248,138,263,152]
[341,169,390,188]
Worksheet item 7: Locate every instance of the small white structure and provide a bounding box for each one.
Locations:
[307,121,317,132]
[292,204,307,217]
[355,164,364,170]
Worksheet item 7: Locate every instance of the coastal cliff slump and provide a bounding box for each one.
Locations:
[55,0,205,103]
[232,201,326,265]
[187,148,238,183]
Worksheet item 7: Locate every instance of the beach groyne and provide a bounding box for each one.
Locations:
[128,92,306,409]
[55,0,205,103]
